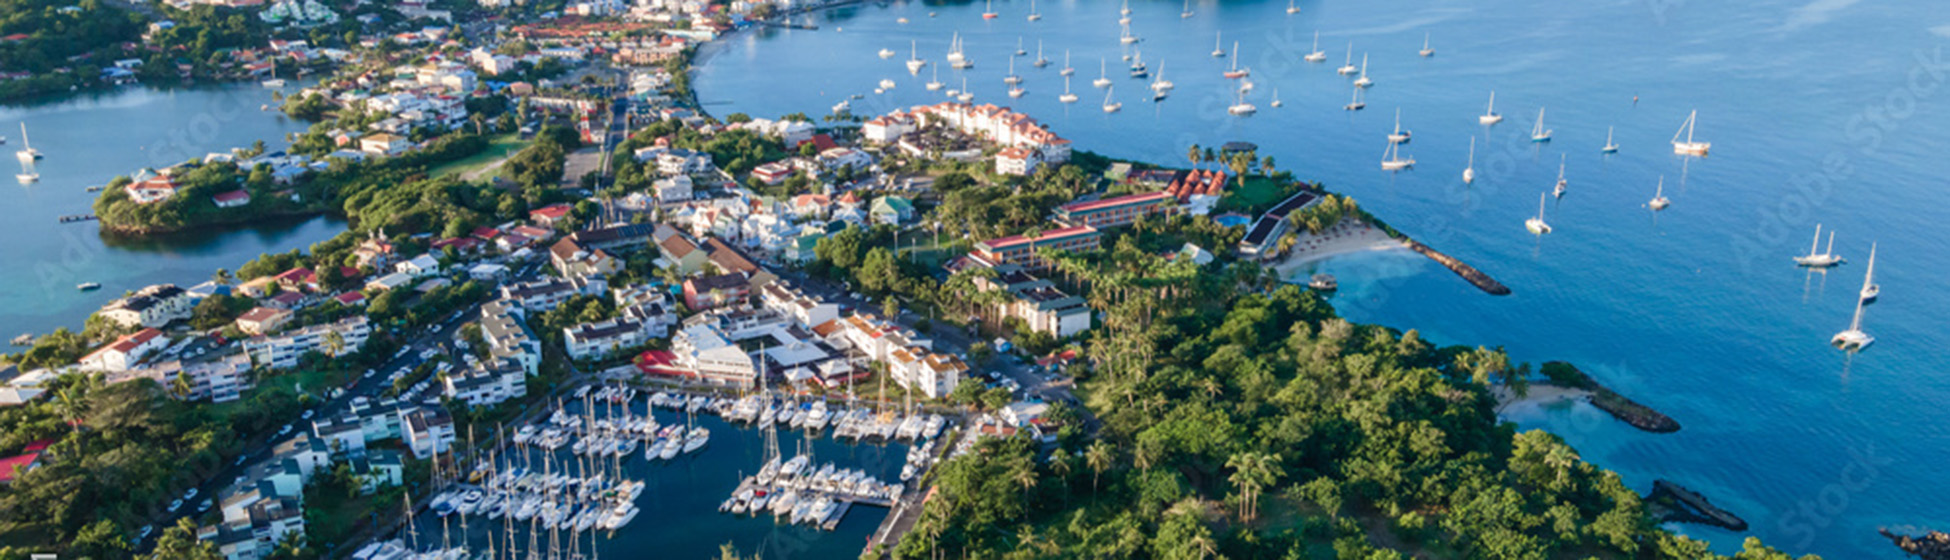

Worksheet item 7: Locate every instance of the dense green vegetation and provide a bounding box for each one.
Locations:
[0,0,144,100]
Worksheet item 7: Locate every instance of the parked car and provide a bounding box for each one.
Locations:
[184,488,198,501]
[168,499,183,512]
[301,409,314,420]
[278,424,293,436]
[198,499,213,512]
[234,455,249,466]
[137,525,154,542]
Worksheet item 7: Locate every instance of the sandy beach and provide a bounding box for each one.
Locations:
[1491,382,1595,414]
[1270,219,1407,277]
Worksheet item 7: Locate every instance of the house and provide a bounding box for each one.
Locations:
[395,254,442,277]
[548,238,619,278]
[0,439,54,485]
[272,267,319,292]
[403,410,456,460]
[657,231,710,275]
[529,203,574,227]
[656,149,713,175]
[995,147,1039,176]
[352,232,397,268]
[670,324,757,388]
[751,161,793,185]
[972,264,1092,337]
[333,292,368,307]
[564,318,649,361]
[98,284,196,328]
[236,306,293,335]
[125,176,180,204]
[1053,191,1178,229]
[861,114,914,144]
[364,272,415,292]
[80,328,169,372]
[359,133,412,156]
[213,189,251,208]
[243,316,371,370]
[498,276,600,312]
[969,226,1102,270]
[869,196,915,225]
[759,282,840,328]
[817,147,873,171]
[655,175,694,203]
[887,349,966,399]
[442,361,527,407]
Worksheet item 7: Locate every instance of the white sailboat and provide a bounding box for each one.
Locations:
[1286,0,1300,14]
[1672,109,1711,156]
[1027,0,1041,21]
[1004,56,1022,85]
[1463,137,1476,184]
[1525,192,1553,234]
[1602,126,1619,153]
[906,41,926,73]
[1121,0,1131,16]
[957,76,973,102]
[1380,140,1413,171]
[1059,75,1078,103]
[1343,87,1365,111]
[1211,32,1226,58]
[1793,224,1844,267]
[1419,32,1435,57]
[1060,50,1075,76]
[1648,176,1670,210]
[1120,23,1140,45]
[1093,58,1112,88]
[926,65,943,91]
[1014,37,1027,57]
[1479,91,1503,125]
[879,47,897,59]
[1270,88,1283,108]
[1223,42,1250,78]
[1552,154,1568,197]
[1387,108,1411,143]
[1530,107,1553,142]
[1009,85,1026,98]
[16,123,42,161]
[948,33,972,69]
[1337,43,1358,75]
[1352,53,1373,87]
[15,167,37,183]
[1181,0,1193,18]
[1228,88,1256,115]
[1150,61,1173,92]
[1304,31,1327,62]
[1859,242,1880,302]
[1102,86,1122,113]
[1033,41,1049,67]
[1832,266,1876,350]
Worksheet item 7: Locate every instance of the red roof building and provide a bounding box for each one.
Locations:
[0,439,54,484]
[530,203,573,226]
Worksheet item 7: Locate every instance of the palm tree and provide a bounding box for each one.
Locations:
[323,331,346,357]
[212,268,234,286]
[1261,155,1276,176]
[1202,148,1218,171]
[1012,458,1039,504]
[55,385,88,433]
[1084,441,1112,495]
[1185,144,1202,170]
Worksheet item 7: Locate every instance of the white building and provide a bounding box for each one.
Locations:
[79,328,169,372]
[563,318,648,361]
[98,284,196,329]
[442,361,527,407]
[672,324,757,388]
[759,282,839,327]
[655,174,694,203]
[243,316,372,370]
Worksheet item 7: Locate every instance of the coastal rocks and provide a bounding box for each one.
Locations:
[1540,361,1680,433]
[1882,528,1950,560]
[1403,240,1511,295]
[1647,480,1748,532]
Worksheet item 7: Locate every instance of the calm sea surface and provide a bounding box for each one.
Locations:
[0,84,342,340]
[694,0,1950,557]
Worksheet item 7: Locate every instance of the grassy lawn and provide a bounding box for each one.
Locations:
[428,133,531,179]
[1217,176,1298,215]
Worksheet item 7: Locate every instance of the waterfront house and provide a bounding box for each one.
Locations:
[125,176,180,204]
[79,328,168,372]
[995,147,1039,176]
[529,203,574,227]
[683,272,751,311]
[98,284,195,328]
[441,360,526,407]
[212,189,251,208]
[1236,191,1322,260]
[564,318,649,361]
[403,409,455,459]
[481,300,541,376]
[395,254,442,277]
[670,323,757,388]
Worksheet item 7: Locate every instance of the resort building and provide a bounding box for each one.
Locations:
[972,265,1093,338]
[968,226,1102,270]
[1053,191,1179,229]
[1237,191,1323,260]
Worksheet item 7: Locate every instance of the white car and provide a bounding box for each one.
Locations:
[168,498,184,512]
[301,409,314,420]
[183,488,198,501]
[138,525,154,541]
[278,424,293,436]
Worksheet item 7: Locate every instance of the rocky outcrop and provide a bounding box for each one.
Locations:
[1541,361,1680,433]
[1647,480,1747,532]
[1882,528,1950,559]
[1403,240,1510,295]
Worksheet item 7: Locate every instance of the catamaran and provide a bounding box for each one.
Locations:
[1380,139,1413,170]
[1337,43,1358,75]
[1463,137,1476,184]
[1602,126,1620,153]
[1387,108,1411,143]
[1649,176,1670,210]
[1224,42,1250,78]
[1833,261,1876,350]
[1530,107,1553,142]
[16,123,42,161]
[1103,86,1122,113]
[1794,224,1844,267]
[1304,31,1327,62]
[1480,91,1503,125]
[1093,58,1112,88]
[1419,32,1435,57]
[1672,109,1711,156]
[1552,154,1568,197]
[1353,53,1373,87]
[1525,192,1553,234]
[906,41,926,73]
[1860,242,1880,302]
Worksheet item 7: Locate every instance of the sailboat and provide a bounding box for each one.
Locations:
[1530,108,1553,142]
[1014,37,1027,56]
[1286,0,1300,14]
[1463,137,1476,184]
[1121,0,1131,17]
[1128,50,1148,78]
[1602,126,1619,153]
[1211,32,1226,58]
[1060,50,1075,76]
[1859,242,1880,302]
[16,123,42,161]
[1649,176,1670,210]
[1672,110,1711,156]
[1033,41,1049,67]
[926,65,944,91]
[15,166,37,183]
[1833,260,1876,350]
[1228,89,1256,115]
[1419,32,1435,57]
[906,41,926,73]
[1223,42,1250,78]
[1004,56,1022,85]
[1380,140,1413,170]
[948,33,972,69]
[1552,154,1568,197]
[1343,87,1366,111]
[1009,85,1026,98]
[1480,91,1504,125]
[1059,75,1079,103]
[958,76,974,102]
[1093,59,1112,88]
[1352,53,1373,87]
[1304,31,1327,62]
[1027,0,1041,21]
[1150,61,1173,92]
[1120,23,1140,45]
[1793,224,1844,267]
[1337,44,1358,75]
[1102,86,1122,113]
[1525,192,1553,234]
[1270,88,1283,108]
[879,47,897,59]
[1387,108,1411,143]
[982,0,997,19]
[1181,0,1194,18]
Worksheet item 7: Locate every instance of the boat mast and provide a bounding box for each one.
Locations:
[1809,224,1823,256]
[1863,242,1878,290]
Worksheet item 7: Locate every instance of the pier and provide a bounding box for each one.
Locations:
[1406,239,1511,295]
[58,214,98,223]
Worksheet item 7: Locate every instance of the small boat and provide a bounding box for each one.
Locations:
[1552,154,1568,197]
[982,0,997,19]
[16,171,36,183]
[77,282,101,291]
[1014,37,1027,57]
[16,123,42,161]
[1033,41,1049,67]
[1387,108,1411,143]
[1211,32,1226,58]
[1093,59,1112,88]
[897,17,909,23]
[1128,51,1148,78]
[1269,88,1283,108]
[1060,50,1075,76]
[1120,23,1139,45]
[1463,137,1477,184]
[832,100,850,114]
[958,76,973,102]
[1833,263,1876,351]
[1530,107,1553,142]
[1419,32,1435,57]
[1648,176,1670,210]
[1103,86,1122,113]
[1380,139,1413,171]
[878,78,896,90]
[1344,87,1365,111]
[1525,192,1553,235]
[1008,86,1025,98]
[926,66,944,91]
[1120,0,1131,16]
[1228,95,1256,116]
[1304,31,1327,62]
[1860,242,1880,302]
[1150,61,1173,91]
[1223,42,1250,78]
[1059,76,1079,103]
[683,427,709,453]
[1309,274,1338,291]
[1602,126,1620,153]
[1480,91,1504,125]
[1337,44,1358,75]
[1793,224,1844,267]
[1352,53,1373,87]
[1027,0,1041,21]
[1672,109,1711,156]
[878,48,896,59]
[1180,0,1193,18]
[1004,57,1022,85]
[906,41,927,73]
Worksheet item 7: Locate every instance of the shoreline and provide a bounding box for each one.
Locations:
[1268,220,1407,276]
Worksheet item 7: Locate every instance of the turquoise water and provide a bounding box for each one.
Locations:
[0,84,343,338]
[694,0,1950,557]
[405,400,909,559]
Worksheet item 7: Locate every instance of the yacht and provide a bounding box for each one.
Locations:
[1530,107,1553,142]
[1150,61,1174,91]
[1793,224,1844,267]
[1672,109,1711,156]
[1648,176,1670,210]
[16,123,42,161]
[1180,0,1193,18]
[1211,32,1226,58]
[1223,42,1250,78]
[957,76,974,102]
[1833,269,1876,351]
[1419,32,1435,57]
[1478,92,1505,125]
[878,78,896,90]
[683,427,709,453]
[600,503,639,530]
[1380,140,1413,171]
[1060,50,1075,76]
[1027,0,1041,21]
[982,0,997,19]
[1269,88,1283,108]
[1602,126,1620,153]
[1128,51,1148,78]
[832,100,850,114]
[1102,86,1122,113]
[1033,41,1049,67]
[1059,76,1079,103]
[1336,44,1358,75]
[1552,155,1568,197]
[1343,87,1365,111]
[1227,90,1256,115]
[1304,31,1327,62]
[1287,0,1301,14]
[1093,59,1113,88]
[1463,137,1476,184]
[1120,23,1139,45]
[1525,192,1553,235]
[16,170,37,183]
[1009,86,1026,98]
[906,41,926,73]
[76,281,103,291]
[1387,108,1411,143]
[878,48,896,59]
[1004,56,1022,85]
[926,66,944,91]
[1860,242,1880,302]
[1352,53,1372,87]
[1014,37,1027,57]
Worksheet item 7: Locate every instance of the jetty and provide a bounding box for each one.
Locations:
[58,214,98,223]
[1648,480,1748,531]
[1540,362,1680,433]
[1405,239,1511,295]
